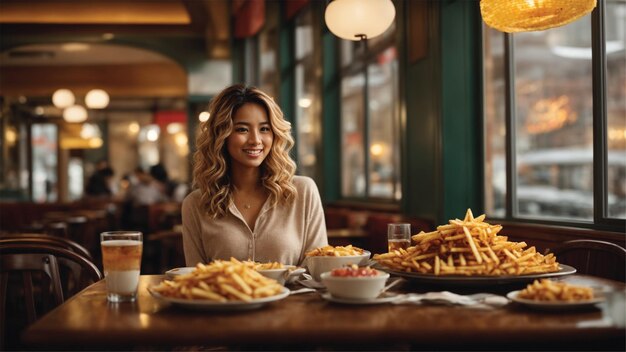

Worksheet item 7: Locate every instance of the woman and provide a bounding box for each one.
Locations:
[182,84,328,266]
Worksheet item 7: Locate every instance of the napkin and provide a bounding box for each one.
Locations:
[391,291,509,310]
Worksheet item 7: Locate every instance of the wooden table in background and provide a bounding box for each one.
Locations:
[22,275,625,350]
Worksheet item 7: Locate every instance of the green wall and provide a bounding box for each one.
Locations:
[440,0,482,221]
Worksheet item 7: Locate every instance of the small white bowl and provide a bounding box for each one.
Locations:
[320,270,390,300]
[305,251,371,281]
[256,266,306,285]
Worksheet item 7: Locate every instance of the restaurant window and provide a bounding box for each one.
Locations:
[339,23,400,201]
[258,0,279,99]
[483,0,626,228]
[293,5,321,180]
[31,123,58,203]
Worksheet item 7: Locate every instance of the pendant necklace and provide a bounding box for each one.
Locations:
[244,204,251,210]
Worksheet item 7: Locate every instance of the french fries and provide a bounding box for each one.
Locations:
[244,261,285,270]
[305,245,365,257]
[518,279,594,302]
[151,258,284,301]
[373,209,560,276]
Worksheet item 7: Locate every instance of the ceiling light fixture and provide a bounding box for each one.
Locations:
[52,89,75,108]
[324,0,395,41]
[480,0,597,33]
[63,105,88,123]
[85,89,110,109]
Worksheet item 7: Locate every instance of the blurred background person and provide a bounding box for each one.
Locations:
[84,166,115,198]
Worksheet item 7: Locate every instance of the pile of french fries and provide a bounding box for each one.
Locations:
[151,258,284,301]
[374,209,560,276]
[518,279,594,302]
[305,245,365,257]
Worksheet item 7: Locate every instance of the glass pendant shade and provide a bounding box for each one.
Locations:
[85,89,110,109]
[325,0,395,41]
[52,89,75,109]
[481,0,597,33]
[63,105,88,123]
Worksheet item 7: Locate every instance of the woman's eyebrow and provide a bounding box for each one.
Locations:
[233,121,270,126]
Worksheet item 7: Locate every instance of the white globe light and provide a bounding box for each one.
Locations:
[52,89,75,108]
[63,105,88,123]
[85,89,110,109]
[325,0,395,41]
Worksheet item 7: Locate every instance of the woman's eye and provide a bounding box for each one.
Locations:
[235,127,248,133]
[260,127,271,132]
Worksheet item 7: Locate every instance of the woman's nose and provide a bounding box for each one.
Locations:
[248,130,261,145]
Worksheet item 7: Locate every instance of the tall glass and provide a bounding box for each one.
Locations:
[387,223,411,252]
[100,231,143,302]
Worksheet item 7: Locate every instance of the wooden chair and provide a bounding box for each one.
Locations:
[0,244,102,350]
[0,234,93,261]
[546,240,626,282]
[149,230,185,274]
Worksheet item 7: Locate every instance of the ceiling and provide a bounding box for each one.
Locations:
[0,0,230,100]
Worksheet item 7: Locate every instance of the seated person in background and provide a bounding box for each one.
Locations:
[127,167,167,206]
[85,167,115,197]
[149,163,178,200]
[182,84,328,267]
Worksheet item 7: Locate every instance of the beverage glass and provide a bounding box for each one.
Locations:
[387,223,411,252]
[100,231,143,303]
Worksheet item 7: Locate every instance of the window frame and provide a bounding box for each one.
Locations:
[488,0,625,232]
[337,32,401,204]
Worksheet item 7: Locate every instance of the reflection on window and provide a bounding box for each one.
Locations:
[32,124,57,203]
[483,0,626,226]
[340,39,399,200]
[259,1,279,98]
[368,47,400,199]
[514,17,594,220]
[606,0,626,219]
[68,157,83,201]
[294,7,321,180]
[341,72,366,197]
[483,25,506,217]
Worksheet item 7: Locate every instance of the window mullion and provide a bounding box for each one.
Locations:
[363,40,370,198]
[504,33,516,220]
[592,0,607,223]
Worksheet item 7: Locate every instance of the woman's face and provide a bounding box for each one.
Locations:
[226,102,274,170]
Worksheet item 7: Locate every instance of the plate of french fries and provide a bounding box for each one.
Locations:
[149,258,290,311]
[373,209,575,286]
[507,279,605,310]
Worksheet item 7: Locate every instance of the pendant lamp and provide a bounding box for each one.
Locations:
[85,89,110,109]
[63,105,88,123]
[325,0,395,41]
[480,0,597,33]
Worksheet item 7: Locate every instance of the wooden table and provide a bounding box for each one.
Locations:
[22,275,625,350]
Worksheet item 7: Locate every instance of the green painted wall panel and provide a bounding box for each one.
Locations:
[403,1,442,226]
[321,30,340,203]
[440,0,482,221]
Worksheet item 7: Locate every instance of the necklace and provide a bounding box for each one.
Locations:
[244,204,251,210]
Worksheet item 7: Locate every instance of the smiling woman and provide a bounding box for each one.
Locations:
[182,84,328,267]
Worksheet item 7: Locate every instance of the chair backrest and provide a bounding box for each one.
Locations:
[547,239,626,282]
[0,234,93,261]
[0,243,102,349]
[150,230,185,274]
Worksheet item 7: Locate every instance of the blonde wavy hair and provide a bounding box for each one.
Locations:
[193,84,297,218]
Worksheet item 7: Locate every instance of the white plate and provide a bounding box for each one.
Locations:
[165,267,195,278]
[148,287,290,311]
[506,290,605,311]
[320,292,399,305]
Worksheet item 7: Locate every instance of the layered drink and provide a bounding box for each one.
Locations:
[101,232,143,302]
